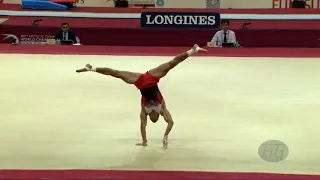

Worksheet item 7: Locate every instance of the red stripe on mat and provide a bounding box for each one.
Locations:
[0,44,320,58]
[0,170,319,180]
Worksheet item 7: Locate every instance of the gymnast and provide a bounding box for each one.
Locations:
[76,44,207,149]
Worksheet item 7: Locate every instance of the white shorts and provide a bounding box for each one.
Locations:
[144,104,162,114]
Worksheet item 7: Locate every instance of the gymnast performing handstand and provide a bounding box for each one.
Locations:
[76,44,207,149]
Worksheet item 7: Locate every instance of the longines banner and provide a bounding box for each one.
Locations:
[141,12,221,28]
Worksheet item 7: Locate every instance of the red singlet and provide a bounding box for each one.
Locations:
[134,72,163,106]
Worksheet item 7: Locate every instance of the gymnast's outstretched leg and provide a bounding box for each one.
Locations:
[147,44,207,79]
[76,64,141,84]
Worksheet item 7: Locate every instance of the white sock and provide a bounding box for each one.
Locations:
[85,66,97,72]
[186,46,200,56]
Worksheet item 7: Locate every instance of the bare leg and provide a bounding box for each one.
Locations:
[148,44,207,79]
[76,64,141,84]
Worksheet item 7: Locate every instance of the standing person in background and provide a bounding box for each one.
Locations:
[209,20,236,47]
[54,22,77,44]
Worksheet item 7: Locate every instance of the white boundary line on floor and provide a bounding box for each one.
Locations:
[1,10,320,19]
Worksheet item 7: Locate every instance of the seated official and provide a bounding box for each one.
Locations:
[54,22,77,44]
[209,20,236,47]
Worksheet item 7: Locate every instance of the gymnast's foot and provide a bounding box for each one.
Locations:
[193,44,208,53]
[136,141,147,146]
[76,64,92,73]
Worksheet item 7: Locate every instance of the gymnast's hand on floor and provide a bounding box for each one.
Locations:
[76,64,92,73]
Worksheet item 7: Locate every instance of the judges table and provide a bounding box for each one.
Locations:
[0,25,319,47]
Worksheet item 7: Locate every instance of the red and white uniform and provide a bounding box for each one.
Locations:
[134,72,163,114]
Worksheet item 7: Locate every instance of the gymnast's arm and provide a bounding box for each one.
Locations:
[136,105,148,146]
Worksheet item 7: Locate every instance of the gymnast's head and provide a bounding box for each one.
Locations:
[149,110,160,123]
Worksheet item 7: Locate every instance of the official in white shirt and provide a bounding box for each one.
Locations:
[210,20,236,47]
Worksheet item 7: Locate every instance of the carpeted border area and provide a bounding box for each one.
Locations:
[0,44,320,58]
[0,170,320,180]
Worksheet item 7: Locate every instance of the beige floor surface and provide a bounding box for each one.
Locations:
[0,54,319,175]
